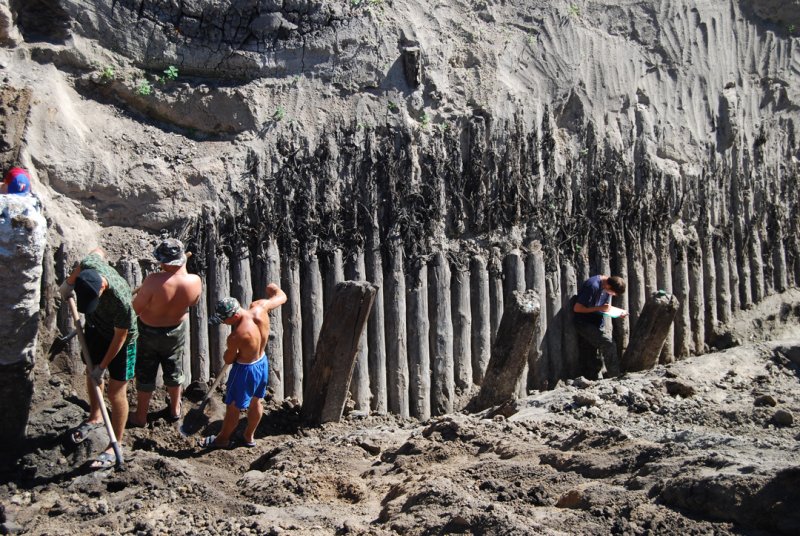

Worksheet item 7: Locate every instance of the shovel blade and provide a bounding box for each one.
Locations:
[48,330,78,359]
[179,400,211,437]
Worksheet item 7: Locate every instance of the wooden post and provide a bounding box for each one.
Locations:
[503,250,527,396]
[560,259,579,379]
[657,230,675,364]
[300,281,376,425]
[365,233,387,414]
[451,259,472,391]
[385,242,409,417]
[750,226,765,304]
[701,229,718,344]
[429,250,454,416]
[407,260,431,420]
[611,229,630,358]
[323,248,344,314]
[301,248,324,385]
[470,254,491,384]
[489,250,504,344]
[231,245,253,309]
[190,271,210,384]
[545,262,561,387]
[626,231,646,334]
[714,232,732,326]
[346,248,371,412]
[282,257,303,401]
[621,291,680,373]
[525,242,547,390]
[471,290,541,411]
[687,227,705,355]
[671,228,692,359]
[265,238,284,399]
[208,246,230,376]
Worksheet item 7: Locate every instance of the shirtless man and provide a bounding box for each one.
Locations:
[201,283,287,448]
[130,238,202,426]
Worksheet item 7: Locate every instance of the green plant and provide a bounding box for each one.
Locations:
[273,106,286,121]
[789,24,796,34]
[163,65,179,81]
[567,4,580,17]
[420,112,431,128]
[387,101,399,112]
[135,80,152,96]
[100,66,115,82]
[436,122,450,133]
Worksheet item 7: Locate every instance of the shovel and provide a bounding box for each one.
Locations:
[66,296,125,470]
[179,363,231,437]
[48,329,78,360]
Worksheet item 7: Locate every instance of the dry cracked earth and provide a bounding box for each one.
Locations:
[2,296,800,536]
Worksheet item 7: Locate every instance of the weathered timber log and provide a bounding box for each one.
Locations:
[300,281,376,425]
[282,257,303,401]
[503,250,528,396]
[407,261,431,420]
[182,317,192,388]
[621,291,680,373]
[701,229,718,344]
[611,230,630,358]
[365,235,387,413]
[560,260,579,380]
[451,260,472,391]
[265,238,284,399]
[545,263,561,388]
[657,231,675,364]
[190,271,210,384]
[489,250,504,344]
[626,231,646,333]
[750,226,765,303]
[714,232,732,326]
[385,242,409,417]
[687,227,705,354]
[230,245,253,310]
[470,255,491,384]
[471,290,541,411]
[301,249,324,385]
[429,251,454,416]
[525,242,547,390]
[773,222,788,292]
[323,248,344,315]
[346,249,371,412]
[208,246,230,376]
[671,228,692,359]
[728,238,740,314]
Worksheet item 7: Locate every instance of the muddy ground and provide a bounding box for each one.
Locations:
[2,291,800,536]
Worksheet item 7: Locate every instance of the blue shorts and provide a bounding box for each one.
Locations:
[224,354,269,410]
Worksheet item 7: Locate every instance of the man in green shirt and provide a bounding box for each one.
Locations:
[60,248,137,469]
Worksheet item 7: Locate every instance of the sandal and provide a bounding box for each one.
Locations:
[234,432,256,448]
[70,422,102,444]
[89,451,116,470]
[199,434,229,449]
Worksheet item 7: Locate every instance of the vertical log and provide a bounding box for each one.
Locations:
[208,247,230,376]
[750,226,765,304]
[714,232,732,326]
[687,228,705,354]
[471,290,541,411]
[451,258,472,392]
[469,255,491,385]
[503,250,527,395]
[385,242,409,417]
[300,281,377,425]
[182,317,192,388]
[610,230,630,358]
[525,242,548,390]
[365,234,387,414]
[230,245,253,308]
[323,248,344,313]
[407,260,431,420]
[657,231,675,364]
[735,214,752,310]
[265,238,284,400]
[621,291,680,373]
[671,228,693,359]
[701,229,718,344]
[642,236,658,297]
[560,259,579,379]
[190,271,210,384]
[346,248,371,412]
[773,224,788,293]
[301,248,324,385]
[282,257,303,401]
[488,250,504,344]
[626,231,646,333]
[545,261,561,387]
[429,251,454,416]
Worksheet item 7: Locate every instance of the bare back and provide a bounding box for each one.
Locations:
[224,283,287,365]
[133,267,202,327]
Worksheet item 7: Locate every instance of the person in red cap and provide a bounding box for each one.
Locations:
[2,166,32,195]
[60,248,138,469]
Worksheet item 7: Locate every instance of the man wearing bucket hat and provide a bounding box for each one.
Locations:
[130,238,202,426]
[60,248,138,469]
[201,282,286,449]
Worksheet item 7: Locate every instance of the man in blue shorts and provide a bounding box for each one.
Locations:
[201,283,287,448]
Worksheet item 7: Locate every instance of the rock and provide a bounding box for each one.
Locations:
[665,380,696,398]
[772,409,794,427]
[573,393,598,407]
[556,489,584,509]
[754,394,777,407]
[573,377,595,389]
